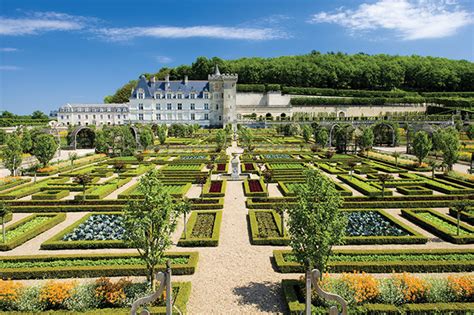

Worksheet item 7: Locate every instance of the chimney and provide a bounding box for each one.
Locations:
[184,75,188,85]
[165,74,170,82]
[150,76,156,84]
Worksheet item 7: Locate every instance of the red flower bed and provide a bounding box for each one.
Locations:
[209,181,223,193]
[245,163,255,171]
[217,164,226,171]
[248,180,263,192]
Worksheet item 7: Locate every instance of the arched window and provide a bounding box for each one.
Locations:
[338,111,345,118]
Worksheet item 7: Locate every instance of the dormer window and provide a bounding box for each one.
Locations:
[190,93,196,99]
[177,93,183,99]
[166,93,172,99]
[137,88,145,99]
[155,93,161,99]
[204,92,209,99]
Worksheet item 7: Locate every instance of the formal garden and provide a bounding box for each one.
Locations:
[0,122,472,314]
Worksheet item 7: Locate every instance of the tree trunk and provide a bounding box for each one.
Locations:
[457,211,461,236]
[150,265,156,291]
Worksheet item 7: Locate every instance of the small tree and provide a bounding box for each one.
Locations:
[286,169,346,275]
[438,127,460,171]
[1,134,22,176]
[180,197,192,240]
[156,125,167,145]
[301,125,312,143]
[392,151,401,167]
[31,134,57,167]
[196,175,207,199]
[74,174,93,201]
[112,161,126,186]
[123,170,184,290]
[412,131,432,166]
[139,127,154,151]
[348,161,357,179]
[69,152,78,166]
[325,150,335,159]
[358,127,374,156]
[0,202,10,243]
[30,163,40,183]
[262,169,273,191]
[377,173,392,197]
[315,128,329,149]
[21,128,33,154]
[427,159,441,179]
[215,129,227,152]
[452,199,469,236]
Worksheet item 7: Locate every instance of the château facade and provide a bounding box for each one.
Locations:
[57,66,427,128]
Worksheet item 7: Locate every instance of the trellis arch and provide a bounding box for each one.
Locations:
[372,122,396,147]
[70,126,95,150]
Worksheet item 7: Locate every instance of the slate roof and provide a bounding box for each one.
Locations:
[131,75,210,99]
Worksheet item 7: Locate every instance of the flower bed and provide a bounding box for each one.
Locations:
[0,252,199,279]
[216,163,228,173]
[243,179,268,197]
[0,213,66,251]
[273,249,474,273]
[282,275,473,314]
[402,209,474,244]
[202,180,226,197]
[178,210,222,247]
[0,278,191,314]
[41,212,128,249]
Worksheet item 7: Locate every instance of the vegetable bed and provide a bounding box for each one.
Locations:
[178,210,222,247]
[248,210,288,245]
[243,178,268,197]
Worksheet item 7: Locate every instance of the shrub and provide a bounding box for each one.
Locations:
[94,277,130,308]
[447,275,474,302]
[0,280,23,310]
[64,283,99,311]
[332,272,379,305]
[392,273,428,303]
[39,280,76,309]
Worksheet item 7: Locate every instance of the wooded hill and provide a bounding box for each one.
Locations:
[104,51,474,104]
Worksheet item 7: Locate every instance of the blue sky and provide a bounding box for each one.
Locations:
[1,0,473,115]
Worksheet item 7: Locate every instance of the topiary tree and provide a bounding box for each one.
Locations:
[286,169,346,276]
[74,174,93,201]
[31,134,57,167]
[348,161,357,179]
[377,173,392,197]
[123,170,185,290]
[412,131,432,166]
[392,151,401,167]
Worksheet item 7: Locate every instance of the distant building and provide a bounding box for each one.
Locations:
[57,66,426,127]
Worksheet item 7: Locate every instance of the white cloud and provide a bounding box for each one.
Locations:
[0,65,22,71]
[95,25,286,41]
[0,47,18,52]
[0,11,89,36]
[309,0,473,40]
[156,55,173,64]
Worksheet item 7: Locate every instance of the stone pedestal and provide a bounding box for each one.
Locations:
[231,154,240,180]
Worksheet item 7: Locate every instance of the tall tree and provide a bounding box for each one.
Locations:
[286,169,346,274]
[31,110,49,120]
[412,131,432,165]
[215,129,227,152]
[314,128,329,148]
[123,170,185,290]
[20,128,33,154]
[139,126,154,151]
[301,125,312,143]
[156,125,168,145]
[358,127,374,156]
[1,134,22,176]
[31,134,57,167]
[438,127,460,171]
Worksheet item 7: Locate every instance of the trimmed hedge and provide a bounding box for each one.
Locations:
[448,207,474,225]
[0,178,30,192]
[282,86,417,98]
[401,209,474,244]
[31,189,69,200]
[290,96,425,106]
[243,178,268,197]
[75,177,131,200]
[0,178,55,200]
[0,252,199,279]
[178,210,222,247]
[282,279,474,315]
[202,180,227,198]
[274,248,474,273]
[0,213,66,251]
[248,210,289,245]
[396,185,433,196]
[338,175,392,197]
[41,212,127,250]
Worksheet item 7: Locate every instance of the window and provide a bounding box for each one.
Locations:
[156,104,161,110]
[190,103,195,110]
[167,113,172,120]
[204,92,209,99]
[216,104,219,110]
[177,93,183,99]
[139,104,144,110]
[155,93,161,99]
[219,116,222,121]
[139,114,144,120]
[204,103,209,110]
[190,93,196,99]
[118,115,120,119]
[191,113,195,120]
[177,113,183,120]
[167,103,172,110]
[167,93,172,99]
[177,103,182,110]
[204,113,209,120]
[100,115,103,119]
[60,115,64,120]
[108,115,111,119]
[78,115,81,119]
[156,113,161,120]
[66,115,69,119]
[123,115,127,119]
[137,89,145,99]
[85,115,88,119]
[93,115,96,119]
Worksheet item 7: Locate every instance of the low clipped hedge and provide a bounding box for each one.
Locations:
[202,179,227,198]
[0,178,54,200]
[396,185,432,195]
[338,175,392,197]
[401,209,474,244]
[0,213,66,251]
[31,189,69,200]
[0,178,30,192]
[274,248,474,273]
[178,210,222,247]
[243,178,268,197]
[41,212,127,250]
[448,207,474,225]
[248,210,289,245]
[75,177,131,200]
[0,252,199,279]
[282,279,474,315]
